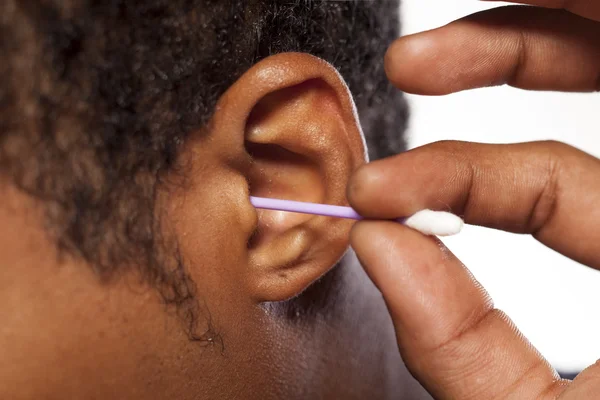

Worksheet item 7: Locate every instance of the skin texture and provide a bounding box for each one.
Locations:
[349,1,600,399]
[0,53,431,399]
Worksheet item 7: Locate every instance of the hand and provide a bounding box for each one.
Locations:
[349,141,600,399]
[349,1,600,398]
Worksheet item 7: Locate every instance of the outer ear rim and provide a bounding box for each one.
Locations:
[211,53,367,303]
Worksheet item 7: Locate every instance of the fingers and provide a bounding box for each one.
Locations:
[348,141,600,270]
[385,6,600,95]
[351,221,569,399]
[483,0,600,21]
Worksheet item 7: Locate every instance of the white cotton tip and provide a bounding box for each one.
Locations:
[404,209,464,237]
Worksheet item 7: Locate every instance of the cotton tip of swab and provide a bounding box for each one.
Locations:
[403,210,464,237]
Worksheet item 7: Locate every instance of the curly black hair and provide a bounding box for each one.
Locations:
[0,0,406,338]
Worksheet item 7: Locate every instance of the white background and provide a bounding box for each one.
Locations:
[401,0,600,372]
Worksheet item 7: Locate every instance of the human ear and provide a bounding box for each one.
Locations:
[211,53,367,302]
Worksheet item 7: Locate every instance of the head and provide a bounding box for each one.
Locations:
[0,1,423,399]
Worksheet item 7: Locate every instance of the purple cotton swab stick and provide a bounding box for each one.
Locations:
[250,196,365,221]
[249,196,464,237]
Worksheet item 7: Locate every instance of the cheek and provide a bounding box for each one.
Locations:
[164,165,256,328]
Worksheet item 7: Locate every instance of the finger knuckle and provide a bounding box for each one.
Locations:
[526,142,563,234]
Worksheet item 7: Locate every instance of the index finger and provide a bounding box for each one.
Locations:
[348,140,600,270]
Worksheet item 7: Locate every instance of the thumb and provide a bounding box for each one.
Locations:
[351,221,569,399]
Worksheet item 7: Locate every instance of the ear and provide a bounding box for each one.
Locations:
[212,53,367,302]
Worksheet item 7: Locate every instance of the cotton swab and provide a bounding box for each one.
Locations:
[250,197,464,237]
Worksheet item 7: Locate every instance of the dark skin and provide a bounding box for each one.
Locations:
[0,53,431,399]
[349,1,600,398]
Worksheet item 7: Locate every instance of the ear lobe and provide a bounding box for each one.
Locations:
[212,53,366,302]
